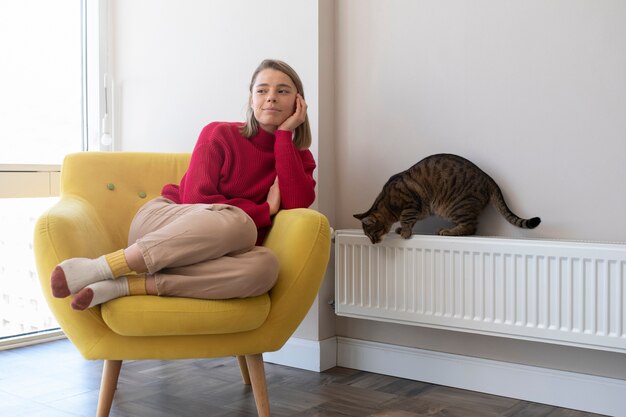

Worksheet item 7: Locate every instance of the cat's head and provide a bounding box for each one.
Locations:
[353,212,390,244]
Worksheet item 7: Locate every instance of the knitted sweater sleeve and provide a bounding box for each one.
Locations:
[274,130,317,209]
[173,126,272,229]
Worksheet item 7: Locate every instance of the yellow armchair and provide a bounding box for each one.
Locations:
[33,152,331,417]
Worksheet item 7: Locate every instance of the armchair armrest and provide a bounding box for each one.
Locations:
[34,196,119,347]
[260,208,331,350]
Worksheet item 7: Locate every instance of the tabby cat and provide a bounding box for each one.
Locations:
[353,153,541,244]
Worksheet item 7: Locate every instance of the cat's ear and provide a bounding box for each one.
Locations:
[363,217,377,227]
[353,212,367,220]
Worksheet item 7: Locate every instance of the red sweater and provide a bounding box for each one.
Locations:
[161,122,317,244]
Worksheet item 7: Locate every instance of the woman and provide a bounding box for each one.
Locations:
[51,59,316,310]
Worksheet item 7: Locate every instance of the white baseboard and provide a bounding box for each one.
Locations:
[337,337,625,417]
[264,336,337,372]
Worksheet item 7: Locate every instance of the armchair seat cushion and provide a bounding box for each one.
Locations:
[101,294,270,336]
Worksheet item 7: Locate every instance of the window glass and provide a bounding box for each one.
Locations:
[0,0,86,340]
[0,198,60,339]
[0,0,83,165]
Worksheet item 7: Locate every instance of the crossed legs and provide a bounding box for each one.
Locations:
[51,198,279,310]
[51,244,160,310]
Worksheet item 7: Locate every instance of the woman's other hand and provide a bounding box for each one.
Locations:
[267,177,281,215]
[277,94,307,132]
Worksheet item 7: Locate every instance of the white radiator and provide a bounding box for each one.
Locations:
[335,230,626,353]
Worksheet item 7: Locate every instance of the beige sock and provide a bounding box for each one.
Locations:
[54,256,113,296]
[52,249,135,298]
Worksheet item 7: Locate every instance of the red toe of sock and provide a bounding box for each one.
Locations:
[51,266,71,298]
[71,288,94,310]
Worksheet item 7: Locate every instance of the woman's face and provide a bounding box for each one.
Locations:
[251,68,298,133]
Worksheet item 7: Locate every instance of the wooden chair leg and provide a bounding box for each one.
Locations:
[237,355,251,385]
[96,360,122,417]
[245,353,270,417]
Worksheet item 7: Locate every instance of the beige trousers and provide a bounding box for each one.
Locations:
[128,197,279,299]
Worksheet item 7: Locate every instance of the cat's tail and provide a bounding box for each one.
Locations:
[490,186,541,229]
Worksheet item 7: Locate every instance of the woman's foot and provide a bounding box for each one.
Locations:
[71,277,130,310]
[70,275,148,310]
[51,257,114,298]
[51,250,133,298]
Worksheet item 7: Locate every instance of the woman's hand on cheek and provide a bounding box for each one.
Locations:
[278,94,307,132]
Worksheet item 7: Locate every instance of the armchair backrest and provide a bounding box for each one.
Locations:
[60,152,191,248]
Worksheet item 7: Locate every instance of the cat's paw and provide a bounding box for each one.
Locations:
[396,227,413,239]
[395,227,412,239]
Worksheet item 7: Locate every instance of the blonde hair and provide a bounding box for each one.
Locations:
[240,59,312,150]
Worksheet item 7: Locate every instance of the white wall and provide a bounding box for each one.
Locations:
[335,0,626,379]
[111,0,319,160]
[336,0,626,242]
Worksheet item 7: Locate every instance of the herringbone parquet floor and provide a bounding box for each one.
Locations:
[0,338,607,417]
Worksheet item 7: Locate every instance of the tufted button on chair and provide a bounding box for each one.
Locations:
[33,152,332,417]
